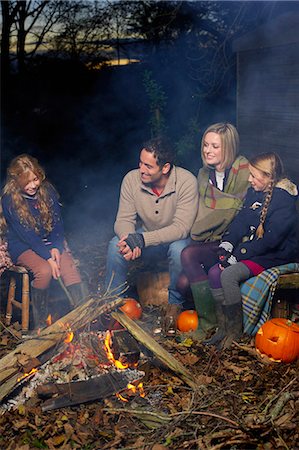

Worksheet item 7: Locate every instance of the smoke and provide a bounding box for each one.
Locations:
[3,1,299,242]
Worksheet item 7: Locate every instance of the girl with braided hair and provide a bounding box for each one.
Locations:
[205,152,298,349]
[1,154,84,331]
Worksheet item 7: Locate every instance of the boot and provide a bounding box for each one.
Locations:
[67,282,87,308]
[204,288,226,347]
[190,280,217,339]
[31,287,49,331]
[220,303,243,349]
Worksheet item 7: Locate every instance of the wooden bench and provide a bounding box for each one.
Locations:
[277,272,299,289]
[272,272,299,319]
[135,270,299,319]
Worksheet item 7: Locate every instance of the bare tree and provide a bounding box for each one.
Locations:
[1,1,69,74]
[1,1,21,79]
[50,1,111,62]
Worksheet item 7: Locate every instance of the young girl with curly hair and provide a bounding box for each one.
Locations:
[1,154,84,330]
[205,152,298,349]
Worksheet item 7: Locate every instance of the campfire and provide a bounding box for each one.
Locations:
[0,292,196,414]
[2,325,146,412]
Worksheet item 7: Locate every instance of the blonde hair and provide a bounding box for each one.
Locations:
[250,152,284,239]
[201,123,239,169]
[1,154,56,234]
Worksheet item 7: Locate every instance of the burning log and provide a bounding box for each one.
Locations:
[110,329,140,367]
[111,311,197,390]
[0,295,124,402]
[37,369,144,411]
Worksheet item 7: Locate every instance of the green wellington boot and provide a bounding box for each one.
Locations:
[204,288,226,347]
[220,302,243,349]
[190,280,217,339]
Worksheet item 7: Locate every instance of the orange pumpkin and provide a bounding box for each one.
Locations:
[177,310,199,332]
[255,318,299,363]
[120,298,142,320]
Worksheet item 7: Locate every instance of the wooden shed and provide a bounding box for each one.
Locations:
[233,13,299,186]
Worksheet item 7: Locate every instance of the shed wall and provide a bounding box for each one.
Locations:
[237,42,299,185]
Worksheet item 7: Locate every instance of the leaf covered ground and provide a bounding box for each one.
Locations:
[0,232,298,450]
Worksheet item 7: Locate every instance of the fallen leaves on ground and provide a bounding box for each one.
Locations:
[0,232,298,449]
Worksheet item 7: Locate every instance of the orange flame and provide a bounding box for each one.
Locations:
[127,382,145,397]
[138,382,145,398]
[127,383,137,393]
[64,331,74,344]
[17,367,38,382]
[46,314,52,327]
[57,321,74,344]
[116,392,129,402]
[116,382,146,402]
[104,331,129,370]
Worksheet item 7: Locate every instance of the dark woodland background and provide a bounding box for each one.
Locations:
[1,1,299,241]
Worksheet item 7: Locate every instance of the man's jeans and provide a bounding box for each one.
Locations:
[105,235,191,305]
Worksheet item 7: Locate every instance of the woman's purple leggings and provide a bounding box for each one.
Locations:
[177,241,220,294]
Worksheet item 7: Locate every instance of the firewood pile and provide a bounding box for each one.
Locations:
[0,232,298,449]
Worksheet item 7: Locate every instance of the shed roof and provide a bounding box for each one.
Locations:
[233,12,299,52]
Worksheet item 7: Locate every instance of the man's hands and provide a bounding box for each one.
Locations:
[117,233,145,261]
[48,248,61,279]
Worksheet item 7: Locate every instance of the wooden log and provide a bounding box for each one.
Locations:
[0,295,124,402]
[136,271,170,306]
[111,311,197,390]
[37,370,144,411]
[111,329,140,366]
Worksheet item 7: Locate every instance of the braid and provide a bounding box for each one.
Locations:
[256,180,275,239]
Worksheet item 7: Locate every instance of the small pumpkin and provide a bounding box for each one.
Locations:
[120,298,142,320]
[255,318,299,363]
[177,310,199,332]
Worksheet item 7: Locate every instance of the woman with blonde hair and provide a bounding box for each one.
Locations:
[173,123,250,337]
[1,154,84,330]
[206,152,298,348]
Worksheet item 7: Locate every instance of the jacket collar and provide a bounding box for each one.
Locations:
[276,178,298,197]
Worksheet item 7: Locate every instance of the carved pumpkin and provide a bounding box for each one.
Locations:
[177,310,199,332]
[120,298,142,320]
[255,318,299,363]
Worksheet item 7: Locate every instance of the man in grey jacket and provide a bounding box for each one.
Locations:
[105,136,198,328]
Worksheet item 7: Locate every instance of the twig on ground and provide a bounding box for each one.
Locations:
[0,320,22,342]
[261,377,297,418]
[103,407,240,428]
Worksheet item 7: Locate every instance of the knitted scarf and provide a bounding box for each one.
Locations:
[191,155,250,242]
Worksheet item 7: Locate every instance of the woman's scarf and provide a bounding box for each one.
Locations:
[191,155,250,242]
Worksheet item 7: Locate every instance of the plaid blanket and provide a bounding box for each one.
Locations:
[241,263,299,336]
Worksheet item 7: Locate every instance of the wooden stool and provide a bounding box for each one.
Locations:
[5,265,30,333]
